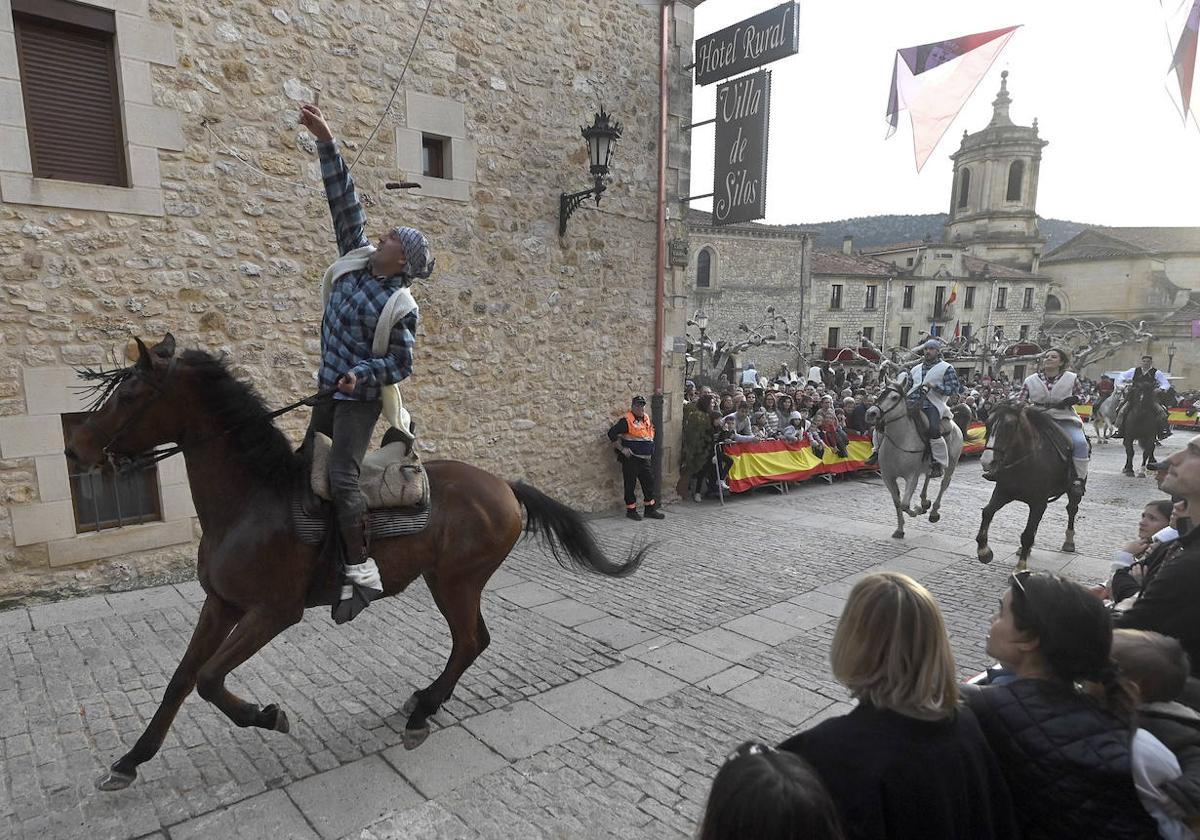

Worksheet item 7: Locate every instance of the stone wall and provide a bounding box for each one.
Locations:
[0,0,698,604]
[687,223,810,380]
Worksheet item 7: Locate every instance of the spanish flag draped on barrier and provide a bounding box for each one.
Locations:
[724,424,989,493]
[1072,404,1200,429]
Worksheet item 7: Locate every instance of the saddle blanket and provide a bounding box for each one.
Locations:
[291,499,430,546]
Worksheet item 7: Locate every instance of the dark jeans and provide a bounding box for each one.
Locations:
[308,398,382,526]
[620,454,656,508]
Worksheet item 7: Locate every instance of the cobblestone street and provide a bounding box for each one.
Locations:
[0,435,1181,840]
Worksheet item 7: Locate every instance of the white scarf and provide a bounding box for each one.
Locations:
[321,245,418,430]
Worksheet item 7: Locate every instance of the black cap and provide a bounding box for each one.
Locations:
[631,395,647,406]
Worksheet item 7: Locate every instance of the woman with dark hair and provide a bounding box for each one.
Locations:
[699,741,844,840]
[1017,346,1089,494]
[965,571,1159,839]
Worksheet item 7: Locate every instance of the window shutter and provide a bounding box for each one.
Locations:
[14,14,128,187]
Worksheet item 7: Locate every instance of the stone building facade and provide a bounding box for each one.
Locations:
[0,0,701,603]
[686,209,811,381]
[1040,227,1200,381]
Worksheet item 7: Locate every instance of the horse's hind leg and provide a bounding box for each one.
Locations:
[1124,438,1135,476]
[919,474,932,513]
[195,608,301,732]
[886,478,906,539]
[96,596,240,791]
[1015,500,1047,572]
[402,570,491,749]
[928,467,954,524]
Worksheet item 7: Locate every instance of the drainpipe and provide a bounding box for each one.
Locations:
[650,0,672,500]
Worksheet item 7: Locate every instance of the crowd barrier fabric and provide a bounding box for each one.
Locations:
[723,424,988,493]
[1072,404,1199,429]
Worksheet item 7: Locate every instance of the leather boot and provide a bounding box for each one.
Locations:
[332,517,383,625]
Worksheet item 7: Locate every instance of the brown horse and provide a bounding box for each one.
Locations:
[65,334,643,792]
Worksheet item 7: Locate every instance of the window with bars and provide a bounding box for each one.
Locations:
[13,0,128,186]
[1023,287,1034,310]
[61,413,161,533]
[830,285,843,310]
[864,285,877,310]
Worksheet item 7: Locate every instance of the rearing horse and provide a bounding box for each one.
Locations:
[65,334,644,792]
[976,402,1082,570]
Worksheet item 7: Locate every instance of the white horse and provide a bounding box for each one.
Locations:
[1092,392,1118,443]
[875,377,965,539]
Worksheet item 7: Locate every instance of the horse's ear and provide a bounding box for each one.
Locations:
[132,336,153,370]
[151,333,176,362]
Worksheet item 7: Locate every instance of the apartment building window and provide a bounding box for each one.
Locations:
[934,286,946,314]
[962,323,973,339]
[996,287,1008,310]
[827,327,839,348]
[902,285,914,309]
[13,0,128,186]
[864,285,877,310]
[1023,287,1034,310]
[61,413,161,533]
[964,286,976,310]
[899,326,911,347]
[421,135,446,178]
[1019,325,1030,340]
[830,284,843,310]
[861,326,874,342]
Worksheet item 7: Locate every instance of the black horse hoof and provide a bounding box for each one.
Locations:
[929,512,940,524]
[401,692,421,717]
[261,703,290,734]
[96,764,137,792]
[1123,469,1135,477]
[402,726,430,750]
[1061,542,1076,553]
[891,529,904,539]
[978,548,994,565]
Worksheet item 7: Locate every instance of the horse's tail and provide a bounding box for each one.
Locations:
[509,481,644,578]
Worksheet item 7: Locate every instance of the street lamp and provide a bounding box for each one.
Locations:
[1169,341,1178,373]
[696,310,709,382]
[559,108,623,236]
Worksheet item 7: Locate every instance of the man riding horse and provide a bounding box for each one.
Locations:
[299,102,435,624]
[1016,348,1089,496]
[1115,355,1171,441]
[906,339,960,478]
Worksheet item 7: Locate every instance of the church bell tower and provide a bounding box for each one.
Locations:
[943,72,1048,272]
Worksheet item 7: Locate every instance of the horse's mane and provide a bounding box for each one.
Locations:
[988,401,1071,460]
[180,350,300,482]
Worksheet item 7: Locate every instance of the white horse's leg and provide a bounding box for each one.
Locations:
[887,477,905,539]
[919,474,932,513]
[928,464,955,524]
[900,473,922,517]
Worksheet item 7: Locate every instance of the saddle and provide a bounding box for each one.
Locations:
[310,431,430,510]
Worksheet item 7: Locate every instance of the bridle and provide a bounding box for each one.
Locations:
[89,359,331,473]
[982,409,1039,476]
[874,383,929,455]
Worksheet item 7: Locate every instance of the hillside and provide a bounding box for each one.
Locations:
[803,214,1091,253]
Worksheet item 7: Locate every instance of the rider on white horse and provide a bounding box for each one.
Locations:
[907,339,960,479]
[1017,347,1089,496]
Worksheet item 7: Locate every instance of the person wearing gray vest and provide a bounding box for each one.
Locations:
[299,102,435,624]
[906,340,961,478]
[1017,348,1089,495]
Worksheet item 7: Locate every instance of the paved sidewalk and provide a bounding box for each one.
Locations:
[0,437,1173,839]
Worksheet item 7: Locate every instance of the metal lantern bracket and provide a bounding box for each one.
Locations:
[559,108,622,237]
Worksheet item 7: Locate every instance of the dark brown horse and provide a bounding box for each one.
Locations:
[1119,379,1162,477]
[976,403,1083,571]
[65,334,643,791]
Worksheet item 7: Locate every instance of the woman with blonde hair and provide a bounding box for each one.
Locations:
[780,573,1017,840]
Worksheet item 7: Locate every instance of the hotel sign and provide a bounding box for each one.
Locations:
[713,70,771,226]
[694,2,799,86]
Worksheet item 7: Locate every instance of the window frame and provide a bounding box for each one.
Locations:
[1006,160,1025,202]
[696,247,713,288]
[899,326,912,348]
[61,412,162,533]
[996,287,1008,311]
[957,168,971,209]
[864,284,877,310]
[827,327,840,349]
[421,133,446,179]
[902,285,914,309]
[830,284,843,310]
[1022,287,1034,311]
[964,286,976,310]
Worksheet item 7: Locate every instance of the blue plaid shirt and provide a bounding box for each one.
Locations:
[316,139,417,402]
[907,360,961,405]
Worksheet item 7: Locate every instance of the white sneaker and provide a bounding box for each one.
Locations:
[718,480,731,491]
[693,493,702,503]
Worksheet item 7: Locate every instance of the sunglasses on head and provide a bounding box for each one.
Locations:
[1011,569,1032,595]
[725,742,775,763]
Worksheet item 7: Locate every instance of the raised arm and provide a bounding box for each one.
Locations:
[298,104,369,256]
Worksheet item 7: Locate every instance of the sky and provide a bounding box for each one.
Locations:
[689,0,1200,227]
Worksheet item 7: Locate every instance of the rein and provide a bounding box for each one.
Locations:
[875,386,931,455]
[102,368,335,473]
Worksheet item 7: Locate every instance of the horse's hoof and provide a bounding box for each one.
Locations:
[1015,558,1028,572]
[1062,542,1076,553]
[261,704,290,734]
[402,726,430,750]
[401,693,421,716]
[891,529,904,539]
[1123,469,1135,477]
[921,500,931,512]
[96,765,136,792]
[1137,470,1146,478]
[978,549,994,565]
[928,512,940,524]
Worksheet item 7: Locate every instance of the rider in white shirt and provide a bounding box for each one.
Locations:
[1115,354,1172,439]
[1017,347,1089,495]
[906,340,960,478]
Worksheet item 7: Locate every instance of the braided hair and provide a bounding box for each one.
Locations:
[1009,572,1138,723]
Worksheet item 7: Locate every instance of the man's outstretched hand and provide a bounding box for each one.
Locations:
[299,104,333,142]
